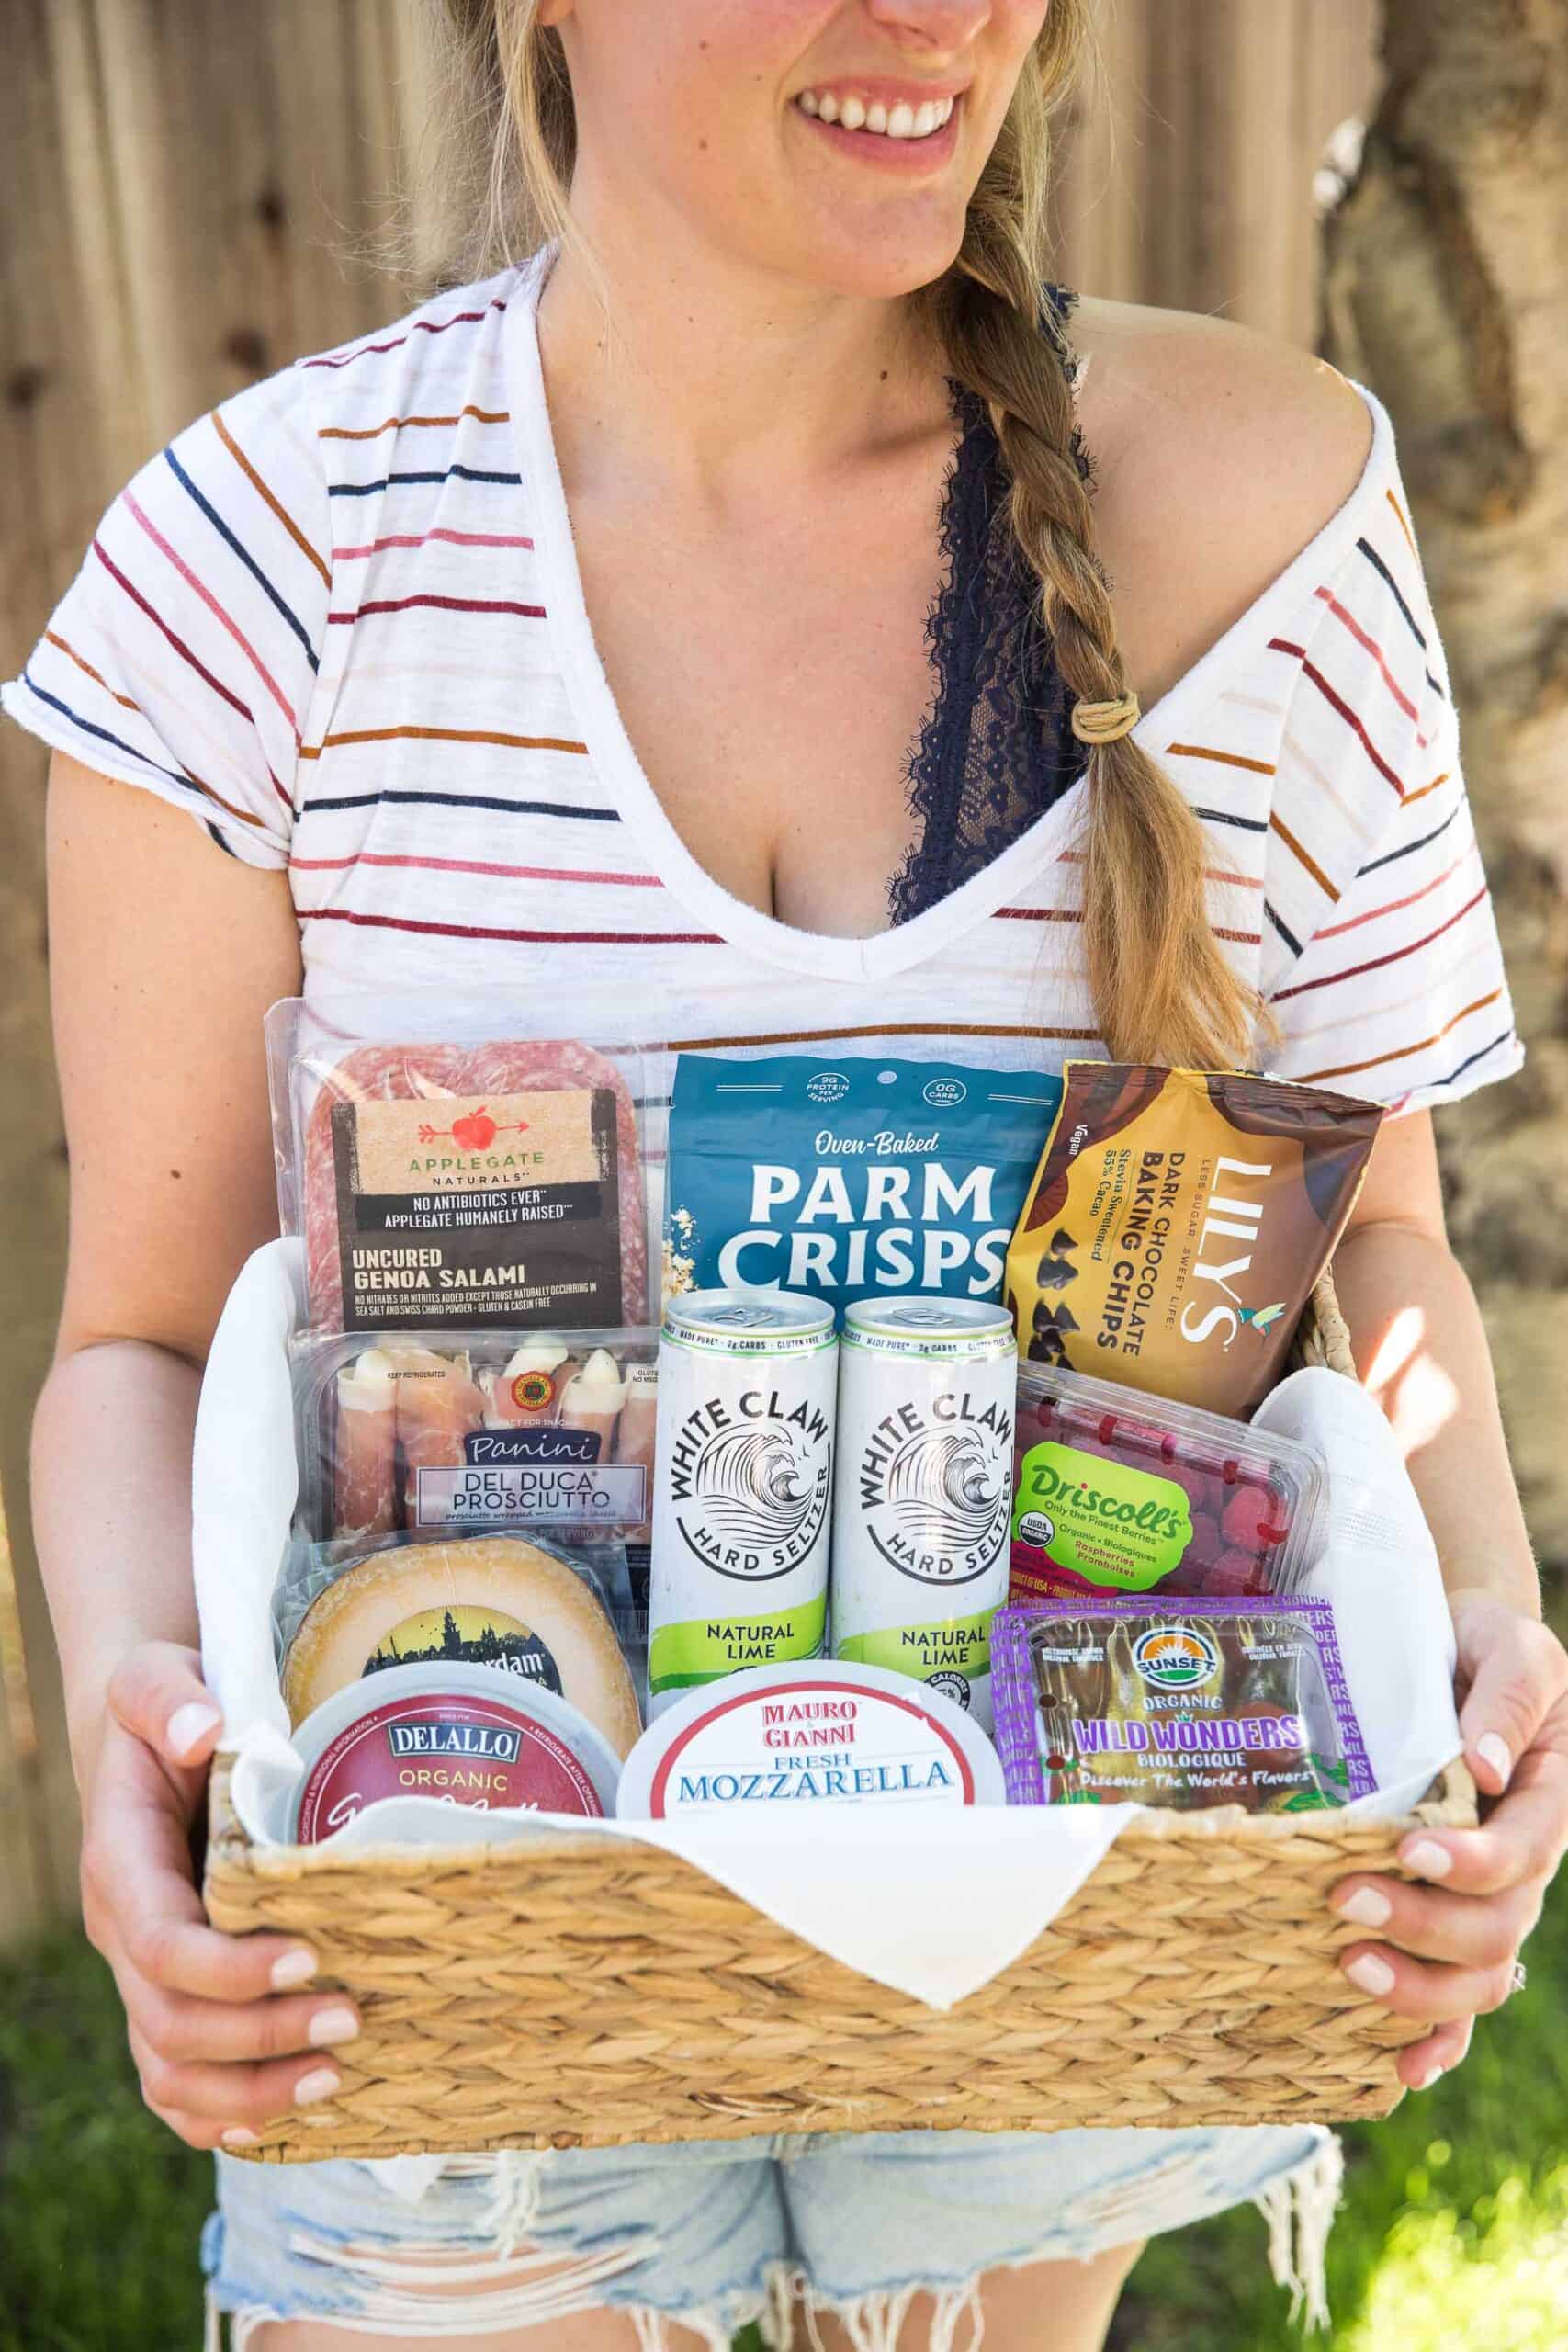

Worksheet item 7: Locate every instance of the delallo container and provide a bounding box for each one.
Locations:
[649,1289,839,1714]
[288,1660,623,1845]
[830,1295,1017,1728]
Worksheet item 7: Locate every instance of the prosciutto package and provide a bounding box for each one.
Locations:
[267,1001,662,1337]
[291,1325,659,1554]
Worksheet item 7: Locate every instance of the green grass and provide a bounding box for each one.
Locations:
[4,1860,1566,2348]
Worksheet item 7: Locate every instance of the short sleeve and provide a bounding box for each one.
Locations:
[1255,467,1522,1115]
[1,365,331,865]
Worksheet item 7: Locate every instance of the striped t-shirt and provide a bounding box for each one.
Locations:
[4,253,1521,1113]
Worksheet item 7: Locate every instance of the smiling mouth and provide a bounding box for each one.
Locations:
[795,89,959,142]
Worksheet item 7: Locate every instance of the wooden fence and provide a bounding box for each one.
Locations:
[0,0,1380,1945]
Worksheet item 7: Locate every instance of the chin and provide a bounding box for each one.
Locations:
[777,212,969,303]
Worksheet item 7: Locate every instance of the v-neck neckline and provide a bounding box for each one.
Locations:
[503,254,1392,986]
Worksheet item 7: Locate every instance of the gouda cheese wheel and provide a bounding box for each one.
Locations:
[283,1537,641,1757]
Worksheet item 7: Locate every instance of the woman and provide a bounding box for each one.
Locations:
[7,2,1565,2346]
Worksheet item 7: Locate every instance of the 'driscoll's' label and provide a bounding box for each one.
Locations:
[852,1390,1012,1588]
[1010,1442,1193,1594]
[649,1596,826,1695]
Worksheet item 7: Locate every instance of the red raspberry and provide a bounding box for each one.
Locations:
[1221,1486,1291,1550]
[1203,1549,1259,1596]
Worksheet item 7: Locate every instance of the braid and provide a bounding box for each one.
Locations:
[929,117,1267,1068]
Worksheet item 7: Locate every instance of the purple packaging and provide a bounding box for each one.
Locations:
[991,1597,1373,1814]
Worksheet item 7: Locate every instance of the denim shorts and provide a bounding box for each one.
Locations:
[203,2123,1339,2346]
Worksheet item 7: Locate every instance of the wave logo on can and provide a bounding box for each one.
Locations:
[856,1396,1012,1586]
[667,1392,833,1580]
[1131,1624,1221,1692]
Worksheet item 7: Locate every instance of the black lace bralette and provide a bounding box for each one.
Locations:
[888,285,1095,926]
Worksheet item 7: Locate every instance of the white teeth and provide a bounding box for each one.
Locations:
[796,91,955,140]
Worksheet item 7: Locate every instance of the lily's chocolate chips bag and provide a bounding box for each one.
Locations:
[1005,1067,1382,1416]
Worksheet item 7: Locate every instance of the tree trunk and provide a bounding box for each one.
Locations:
[1322,0,1568,1566]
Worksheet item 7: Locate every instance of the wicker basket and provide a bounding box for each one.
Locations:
[206,1273,1474,2163]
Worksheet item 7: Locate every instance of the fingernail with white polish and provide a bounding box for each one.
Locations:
[1346,1952,1396,1997]
[221,2127,260,2147]
[270,1949,318,1991]
[1476,1733,1512,1790]
[166,1702,222,1759]
[294,2068,341,2106]
[309,2007,359,2048]
[1402,1838,1453,1881]
[1336,1885,1393,1928]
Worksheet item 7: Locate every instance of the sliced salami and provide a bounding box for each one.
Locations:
[299,1039,649,1331]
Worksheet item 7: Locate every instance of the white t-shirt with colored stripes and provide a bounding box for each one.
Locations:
[5,254,1521,1111]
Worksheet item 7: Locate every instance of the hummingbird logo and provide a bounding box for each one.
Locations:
[1237,1301,1287,1335]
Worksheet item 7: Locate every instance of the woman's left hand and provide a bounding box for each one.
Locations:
[1329,1589,1568,2092]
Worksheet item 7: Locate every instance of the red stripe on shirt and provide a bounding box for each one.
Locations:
[288,850,661,886]
[296,907,724,945]
[122,491,299,741]
[333,526,536,561]
[1269,639,1404,796]
[91,538,254,729]
[325,594,547,624]
[1312,586,1421,727]
[301,300,507,371]
[1273,884,1491,1000]
[1311,844,1479,940]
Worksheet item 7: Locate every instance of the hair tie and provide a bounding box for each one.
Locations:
[1071,692,1141,746]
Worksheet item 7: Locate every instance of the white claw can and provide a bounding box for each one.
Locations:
[649,1289,838,1714]
[830,1295,1017,1727]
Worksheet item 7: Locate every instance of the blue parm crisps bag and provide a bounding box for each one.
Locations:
[665,1054,1063,1324]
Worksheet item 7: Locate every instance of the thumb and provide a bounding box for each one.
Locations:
[1452,1598,1563,1799]
[107,1642,225,1771]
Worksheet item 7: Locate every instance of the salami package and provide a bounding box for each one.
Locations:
[991,1599,1374,1814]
[291,1324,658,1557]
[268,997,663,1336]
[664,1051,1061,1323]
[1005,1065,1382,1415]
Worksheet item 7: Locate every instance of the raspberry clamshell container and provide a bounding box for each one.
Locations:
[1010,1362,1326,1606]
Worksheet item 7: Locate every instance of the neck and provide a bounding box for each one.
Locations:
[535,187,947,502]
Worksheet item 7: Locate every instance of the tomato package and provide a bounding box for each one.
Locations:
[1010,1363,1325,1606]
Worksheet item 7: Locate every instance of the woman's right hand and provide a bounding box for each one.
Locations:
[80,1642,361,2149]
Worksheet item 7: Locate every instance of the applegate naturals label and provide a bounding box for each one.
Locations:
[1010,1442,1194,1595]
[331,1086,624,1330]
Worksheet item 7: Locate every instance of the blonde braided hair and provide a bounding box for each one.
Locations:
[434,0,1263,1066]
